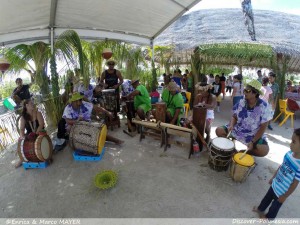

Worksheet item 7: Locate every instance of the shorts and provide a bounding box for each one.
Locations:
[221,125,268,148]
[137,104,151,113]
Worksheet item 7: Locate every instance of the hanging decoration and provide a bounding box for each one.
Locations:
[240,0,256,41]
[0,56,10,74]
[102,48,113,59]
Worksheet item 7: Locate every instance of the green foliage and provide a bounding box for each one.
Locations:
[0,82,15,99]
[197,43,275,69]
[204,66,234,76]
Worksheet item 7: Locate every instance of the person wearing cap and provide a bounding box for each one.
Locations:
[161,81,184,125]
[125,79,151,120]
[216,80,273,157]
[55,92,124,150]
[11,78,32,105]
[99,59,124,112]
[268,72,280,130]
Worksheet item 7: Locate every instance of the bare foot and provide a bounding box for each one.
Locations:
[14,160,23,169]
[252,206,265,218]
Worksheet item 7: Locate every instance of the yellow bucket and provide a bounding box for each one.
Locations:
[230,153,255,182]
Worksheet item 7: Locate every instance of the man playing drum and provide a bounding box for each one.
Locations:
[125,79,151,120]
[215,80,273,157]
[55,92,124,150]
[99,59,124,112]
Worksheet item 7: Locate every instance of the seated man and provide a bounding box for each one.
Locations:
[74,77,94,102]
[215,80,273,157]
[161,81,184,125]
[126,79,151,120]
[55,92,124,150]
[11,78,32,105]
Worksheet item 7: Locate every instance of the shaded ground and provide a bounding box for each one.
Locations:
[0,95,299,218]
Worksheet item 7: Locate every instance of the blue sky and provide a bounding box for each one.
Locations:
[190,0,300,15]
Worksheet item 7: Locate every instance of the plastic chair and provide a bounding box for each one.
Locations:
[184,92,191,117]
[273,99,294,128]
[287,98,300,115]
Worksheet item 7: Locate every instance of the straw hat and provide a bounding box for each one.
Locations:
[167,81,180,92]
[195,82,213,92]
[246,80,263,95]
[69,92,84,103]
[106,59,116,66]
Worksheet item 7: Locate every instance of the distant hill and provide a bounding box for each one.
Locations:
[154,9,300,53]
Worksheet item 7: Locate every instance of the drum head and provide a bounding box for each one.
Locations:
[211,137,234,151]
[40,137,51,159]
[35,135,52,161]
[233,153,255,167]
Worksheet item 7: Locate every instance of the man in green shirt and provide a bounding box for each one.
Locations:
[162,81,184,125]
[126,79,151,120]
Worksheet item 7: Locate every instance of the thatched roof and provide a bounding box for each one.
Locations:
[154,9,300,72]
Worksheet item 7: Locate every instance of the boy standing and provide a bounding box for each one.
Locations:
[253,128,300,219]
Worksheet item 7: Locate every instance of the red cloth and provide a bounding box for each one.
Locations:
[150,91,160,98]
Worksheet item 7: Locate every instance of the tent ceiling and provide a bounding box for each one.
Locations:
[0,0,201,47]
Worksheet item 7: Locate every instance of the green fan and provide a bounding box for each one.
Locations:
[94,170,118,190]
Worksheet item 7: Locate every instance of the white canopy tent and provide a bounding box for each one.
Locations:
[0,0,201,47]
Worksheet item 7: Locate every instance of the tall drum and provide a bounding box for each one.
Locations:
[102,89,117,116]
[155,102,166,122]
[126,100,136,132]
[69,121,107,155]
[192,105,207,150]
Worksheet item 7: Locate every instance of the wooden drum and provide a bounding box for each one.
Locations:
[126,100,136,132]
[208,137,235,171]
[18,134,53,162]
[69,121,107,155]
[155,102,166,122]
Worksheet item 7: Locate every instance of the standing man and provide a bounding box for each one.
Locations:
[220,73,226,99]
[100,59,124,112]
[268,72,279,130]
[126,79,151,120]
[11,78,32,105]
[257,70,263,84]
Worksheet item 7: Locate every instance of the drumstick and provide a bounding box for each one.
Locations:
[226,131,232,139]
[190,123,207,147]
[239,149,249,160]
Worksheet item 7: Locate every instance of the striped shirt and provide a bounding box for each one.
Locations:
[272,151,300,197]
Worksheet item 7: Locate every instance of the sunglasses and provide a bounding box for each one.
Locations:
[107,63,115,66]
[243,89,257,94]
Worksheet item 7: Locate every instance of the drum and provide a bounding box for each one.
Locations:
[69,121,107,155]
[155,102,166,122]
[18,134,53,162]
[208,137,235,171]
[230,152,255,182]
[126,101,135,120]
[102,89,117,113]
[126,100,136,132]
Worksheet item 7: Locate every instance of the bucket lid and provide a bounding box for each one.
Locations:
[233,152,255,167]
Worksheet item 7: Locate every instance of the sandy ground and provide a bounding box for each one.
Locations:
[0,95,300,218]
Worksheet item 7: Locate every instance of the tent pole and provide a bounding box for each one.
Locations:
[50,28,54,54]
